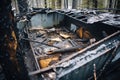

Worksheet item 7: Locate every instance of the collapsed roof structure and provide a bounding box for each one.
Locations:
[0,0,120,80]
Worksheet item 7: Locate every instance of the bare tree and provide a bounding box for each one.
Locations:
[58,0,62,9]
[45,0,47,8]
[72,0,78,9]
[64,0,68,9]
[36,0,39,7]
[87,0,90,9]
[55,0,61,9]
[17,0,28,14]
[109,0,112,9]
[95,0,98,8]
[93,0,98,9]
[52,0,55,9]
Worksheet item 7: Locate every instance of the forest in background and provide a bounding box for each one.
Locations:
[11,0,120,14]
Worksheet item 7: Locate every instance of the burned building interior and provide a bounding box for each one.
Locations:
[0,0,120,80]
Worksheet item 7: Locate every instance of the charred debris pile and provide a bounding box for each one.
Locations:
[17,9,120,80]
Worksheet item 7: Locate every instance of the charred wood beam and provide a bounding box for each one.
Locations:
[0,0,29,80]
[0,0,18,80]
[47,45,85,54]
[21,37,61,49]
